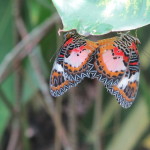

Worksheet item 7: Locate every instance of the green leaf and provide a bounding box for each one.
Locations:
[0,0,15,138]
[52,0,150,35]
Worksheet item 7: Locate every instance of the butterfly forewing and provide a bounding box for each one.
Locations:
[88,36,128,87]
[63,37,98,82]
[50,31,82,97]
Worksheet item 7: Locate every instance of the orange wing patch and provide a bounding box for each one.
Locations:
[112,81,138,102]
[107,71,139,108]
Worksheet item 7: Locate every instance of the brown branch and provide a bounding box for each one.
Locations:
[68,88,78,150]
[6,118,20,150]
[92,82,103,150]
[54,99,63,150]
[0,13,59,84]
[86,82,103,150]
[13,1,26,149]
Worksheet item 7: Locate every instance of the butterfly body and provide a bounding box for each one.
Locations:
[50,31,140,108]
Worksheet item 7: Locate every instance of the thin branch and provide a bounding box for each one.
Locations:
[6,118,20,150]
[68,88,78,150]
[13,0,25,149]
[54,98,63,150]
[92,82,103,150]
[0,13,59,84]
[86,82,103,150]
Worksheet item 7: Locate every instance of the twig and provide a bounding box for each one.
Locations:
[6,118,20,150]
[54,98,63,150]
[68,87,78,150]
[13,0,25,149]
[92,82,103,150]
[0,13,59,84]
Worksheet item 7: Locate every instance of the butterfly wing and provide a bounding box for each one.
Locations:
[89,34,140,108]
[50,61,77,97]
[50,31,82,97]
[63,35,98,83]
[88,36,128,87]
[107,35,140,108]
[108,70,139,108]
[50,30,96,97]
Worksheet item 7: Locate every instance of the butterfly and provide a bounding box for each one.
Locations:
[49,30,140,108]
[88,34,140,108]
[49,30,99,97]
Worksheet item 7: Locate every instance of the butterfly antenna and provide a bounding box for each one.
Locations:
[58,28,64,36]
[49,52,57,63]
[117,31,131,39]
[50,47,64,63]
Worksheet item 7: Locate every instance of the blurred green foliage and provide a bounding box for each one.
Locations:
[0,0,15,139]
[0,0,150,150]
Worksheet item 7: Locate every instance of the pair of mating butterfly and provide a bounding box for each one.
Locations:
[50,30,140,108]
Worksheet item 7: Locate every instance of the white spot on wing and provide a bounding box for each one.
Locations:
[53,61,64,72]
[52,61,67,80]
[117,72,139,89]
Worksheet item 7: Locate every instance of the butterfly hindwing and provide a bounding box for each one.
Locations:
[50,61,78,97]
[108,70,139,108]
[106,34,140,108]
